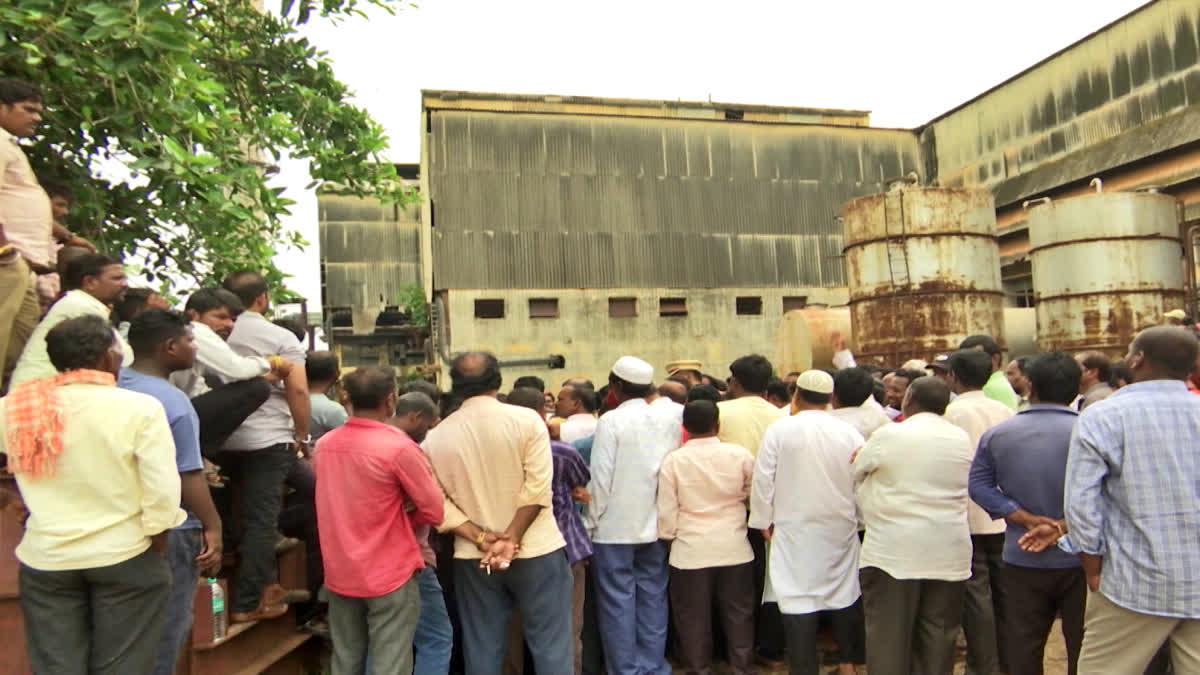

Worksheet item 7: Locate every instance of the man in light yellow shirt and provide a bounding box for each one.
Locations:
[0,314,183,674]
[423,351,572,673]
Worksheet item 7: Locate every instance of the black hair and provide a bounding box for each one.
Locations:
[1132,326,1200,380]
[765,378,790,404]
[1077,351,1113,384]
[948,349,993,389]
[701,373,728,393]
[1108,360,1131,388]
[46,315,116,372]
[682,400,719,435]
[891,368,926,384]
[595,385,613,413]
[343,365,396,410]
[185,288,244,316]
[872,379,887,404]
[127,308,189,357]
[400,379,442,406]
[272,316,306,342]
[1014,356,1031,374]
[221,270,268,307]
[450,351,502,399]
[513,375,545,393]
[959,334,1002,356]
[785,371,802,379]
[507,387,546,413]
[686,384,722,404]
[729,354,773,394]
[0,79,42,105]
[37,176,72,202]
[609,371,652,398]
[797,389,832,406]
[907,376,951,415]
[115,288,156,323]
[306,351,340,385]
[396,391,437,418]
[833,367,875,407]
[562,377,594,390]
[63,253,121,291]
[1025,352,1082,406]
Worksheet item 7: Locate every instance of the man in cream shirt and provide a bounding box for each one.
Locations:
[944,349,1016,675]
[1,314,184,674]
[854,376,974,675]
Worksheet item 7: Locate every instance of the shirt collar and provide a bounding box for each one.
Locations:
[0,127,15,145]
[617,398,649,410]
[567,413,594,421]
[1116,379,1189,395]
[955,389,988,400]
[459,394,501,409]
[346,416,409,435]
[684,436,721,446]
[65,289,110,314]
[1019,403,1078,415]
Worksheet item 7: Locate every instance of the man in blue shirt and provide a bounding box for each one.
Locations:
[119,309,223,675]
[968,351,1084,675]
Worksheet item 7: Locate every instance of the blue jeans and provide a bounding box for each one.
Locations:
[592,541,670,675]
[454,550,574,675]
[414,566,453,675]
[153,528,203,675]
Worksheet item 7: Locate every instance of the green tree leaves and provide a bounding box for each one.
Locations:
[1,0,410,299]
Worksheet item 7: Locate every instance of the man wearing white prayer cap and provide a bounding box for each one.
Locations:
[586,356,681,675]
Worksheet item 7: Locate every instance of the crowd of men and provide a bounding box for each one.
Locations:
[2,74,1200,675]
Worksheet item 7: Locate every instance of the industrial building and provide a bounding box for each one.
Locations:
[319,0,1200,384]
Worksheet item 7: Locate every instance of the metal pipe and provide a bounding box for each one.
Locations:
[497,355,567,370]
[1090,177,1103,193]
[1022,197,1052,210]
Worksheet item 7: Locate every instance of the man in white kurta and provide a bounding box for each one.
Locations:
[750,370,865,675]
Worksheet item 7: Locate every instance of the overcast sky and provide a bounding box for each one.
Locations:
[274,0,1149,306]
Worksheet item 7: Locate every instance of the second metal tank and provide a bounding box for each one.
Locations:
[1027,187,1185,356]
[840,182,1006,365]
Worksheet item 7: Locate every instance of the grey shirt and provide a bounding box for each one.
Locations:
[310,393,348,441]
[222,311,307,450]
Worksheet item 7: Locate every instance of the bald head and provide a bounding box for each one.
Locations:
[902,376,952,417]
[344,365,397,412]
[1128,326,1200,382]
[658,380,688,405]
[450,351,502,398]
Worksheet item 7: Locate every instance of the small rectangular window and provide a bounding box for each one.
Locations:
[474,298,505,319]
[528,298,559,319]
[660,297,687,317]
[736,296,763,316]
[782,296,808,312]
[609,297,637,318]
[724,109,745,121]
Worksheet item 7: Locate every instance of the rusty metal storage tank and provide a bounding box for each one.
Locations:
[841,183,1006,365]
[1027,187,1184,357]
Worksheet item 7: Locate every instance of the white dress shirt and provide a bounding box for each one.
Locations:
[559,412,598,445]
[830,400,891,440]
[10,290,133,388]
[750,410,865,614]
[586,398,682,544]
[650,395,684,420]
[169,321,271,397]
[658,437,754,569]
[944,390,1016,534]
[854,412,974,581]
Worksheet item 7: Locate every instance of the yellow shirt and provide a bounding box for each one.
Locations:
[424,395,565,560]
[717,394,786,457]
[10,290,133,388]
[0,127,52,267]
[0,383,186,571]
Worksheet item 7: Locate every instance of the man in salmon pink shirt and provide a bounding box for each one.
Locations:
[313,365,443,675]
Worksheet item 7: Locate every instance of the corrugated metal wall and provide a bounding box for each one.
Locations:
[319,194,422,308]
[427,110,920,289]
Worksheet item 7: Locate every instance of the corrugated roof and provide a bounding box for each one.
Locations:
[992,104,1200,206]
[427,110,918,289]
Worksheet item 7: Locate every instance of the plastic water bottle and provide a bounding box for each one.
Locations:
[209,578,227,641]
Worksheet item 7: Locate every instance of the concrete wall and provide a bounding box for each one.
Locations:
[442,286,849,389]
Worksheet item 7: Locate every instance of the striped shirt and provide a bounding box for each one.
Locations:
[1064,379,1200,618]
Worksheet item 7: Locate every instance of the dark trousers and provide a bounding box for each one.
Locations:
[20,548,171,675]
[153,529,204,675]
[1000,563,1085,675]
[965,533,1005,675]
[749,528,785,660]
[279,457,322,618]
[214,443,297,612]
[582,556,606,675]
[191,378,271,457]
[860,566,965,675]
[454,550,575,675]
[669,562,756,675]
[782,599,865,675]
[329,575,420,675]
